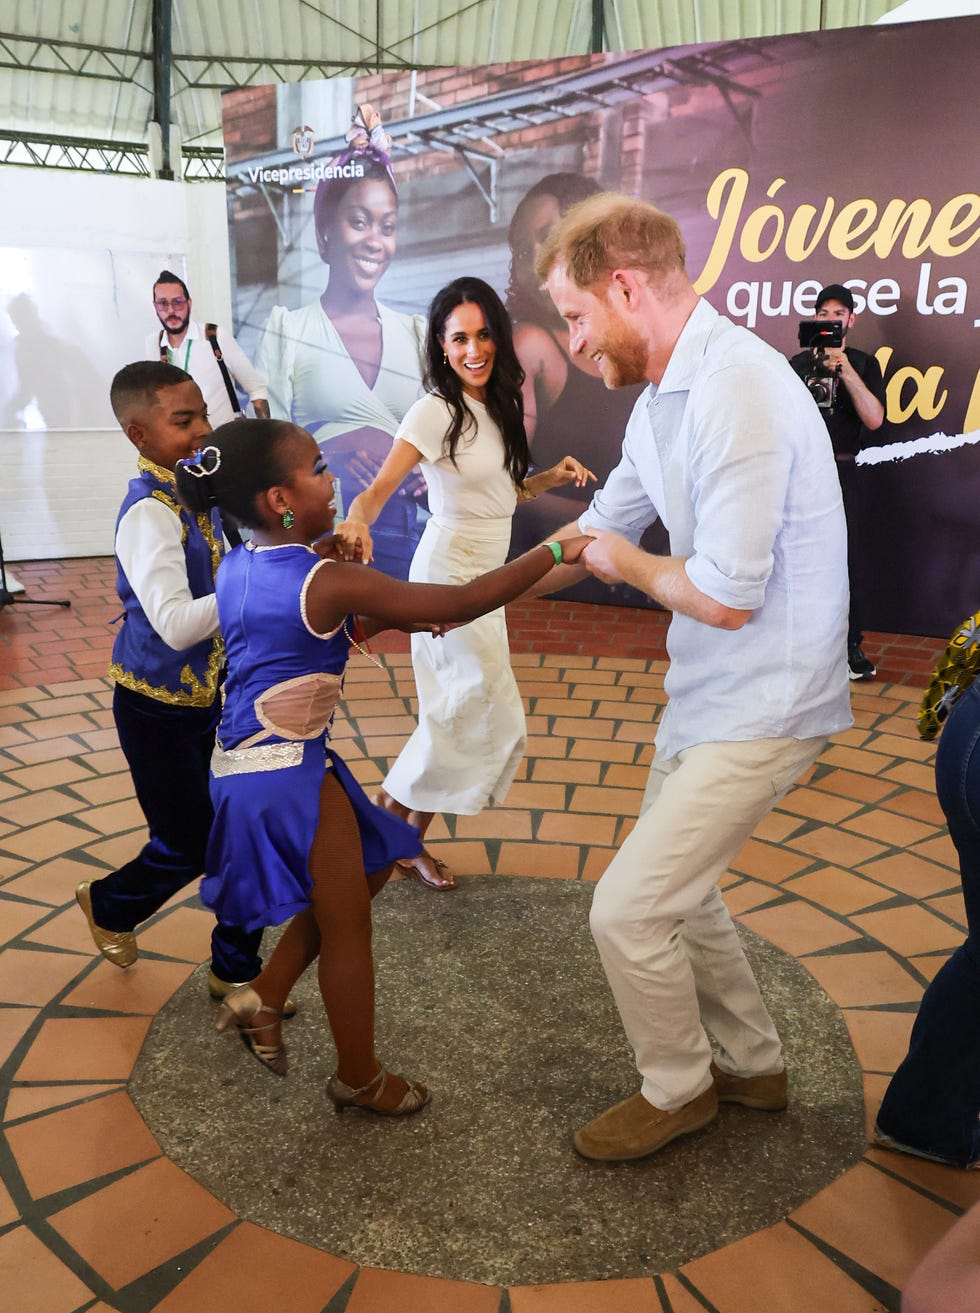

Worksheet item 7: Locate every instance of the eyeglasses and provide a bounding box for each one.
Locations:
[154,296,188,311]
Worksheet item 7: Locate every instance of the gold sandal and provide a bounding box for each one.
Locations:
[215,985,288,1077]
[327,1067,429,1117]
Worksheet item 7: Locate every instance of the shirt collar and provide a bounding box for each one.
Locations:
[159,318,204,347]
[655,298,718,394]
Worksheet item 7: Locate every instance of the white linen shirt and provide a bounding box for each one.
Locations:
[579,298,852,759]
[146,319,268,427]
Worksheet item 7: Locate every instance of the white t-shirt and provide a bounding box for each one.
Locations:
[396,392,518,522]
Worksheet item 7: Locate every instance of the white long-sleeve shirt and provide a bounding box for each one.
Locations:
[146,318,268,426]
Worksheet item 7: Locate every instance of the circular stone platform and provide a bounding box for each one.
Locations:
[130,877,866,1286]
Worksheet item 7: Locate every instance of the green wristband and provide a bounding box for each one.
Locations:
[544,540,563,565]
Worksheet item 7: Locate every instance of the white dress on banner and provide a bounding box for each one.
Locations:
[257,299,424,441]
[382,392,525,815]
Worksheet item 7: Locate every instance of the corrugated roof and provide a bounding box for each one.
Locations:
[0,1,913,167]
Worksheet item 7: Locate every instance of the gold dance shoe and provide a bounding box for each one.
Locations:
[75,881,138,968]
[215,985,288,1076]
[207,970,297,1018]
[327,1067,429,1117]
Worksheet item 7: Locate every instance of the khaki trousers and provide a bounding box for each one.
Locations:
[590,734,827,1109]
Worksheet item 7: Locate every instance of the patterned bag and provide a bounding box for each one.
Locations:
[918,610,980,740]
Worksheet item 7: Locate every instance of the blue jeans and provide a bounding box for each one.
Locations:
[876,676,980,1167]
[89,685,262,982]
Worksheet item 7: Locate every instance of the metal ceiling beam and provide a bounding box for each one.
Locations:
[0,30,144,82]
[152,0,174,179]
[0,130,222,180]
[0,29,429,92]
[592,0,604,52]
[0,130,150,175]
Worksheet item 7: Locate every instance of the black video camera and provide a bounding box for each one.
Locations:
[797,319,845,411]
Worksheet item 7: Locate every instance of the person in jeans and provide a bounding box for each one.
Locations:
[875,672,980,1169]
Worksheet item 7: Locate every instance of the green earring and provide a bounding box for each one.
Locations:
[282,508,294,530]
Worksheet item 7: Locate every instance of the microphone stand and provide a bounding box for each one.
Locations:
[0,528,71,611]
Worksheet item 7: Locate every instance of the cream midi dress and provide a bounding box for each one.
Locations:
[382,391,526,815]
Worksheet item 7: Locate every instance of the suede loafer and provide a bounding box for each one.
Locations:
[574,1085,718,1162]
[710,1060,788,1111]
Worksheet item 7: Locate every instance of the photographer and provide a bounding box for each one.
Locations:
[790,284,885,680]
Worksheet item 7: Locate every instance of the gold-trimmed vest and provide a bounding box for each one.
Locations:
[109,456,224,707]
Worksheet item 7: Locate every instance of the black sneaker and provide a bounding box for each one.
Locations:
[848,644,876,681]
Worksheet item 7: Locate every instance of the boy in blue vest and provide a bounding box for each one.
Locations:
[76,361,271,1002]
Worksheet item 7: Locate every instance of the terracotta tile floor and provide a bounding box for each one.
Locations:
[0,557,973,1312]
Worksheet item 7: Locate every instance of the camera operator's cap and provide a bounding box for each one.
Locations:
[815,283,855,312]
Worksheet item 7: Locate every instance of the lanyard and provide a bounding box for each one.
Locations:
[166,338,192,371]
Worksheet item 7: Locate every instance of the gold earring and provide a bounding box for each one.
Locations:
[443,351,448,364]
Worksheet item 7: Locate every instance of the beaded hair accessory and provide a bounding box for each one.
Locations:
[179,446,222,478]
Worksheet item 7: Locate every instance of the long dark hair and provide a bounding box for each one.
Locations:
[423,277,529,484]
[505,172,602,326]
[175,419,303,528]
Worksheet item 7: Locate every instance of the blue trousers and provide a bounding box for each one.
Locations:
[88,684,262,982]
[876,676,980,1167]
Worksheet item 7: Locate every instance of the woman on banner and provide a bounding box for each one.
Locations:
[339,276,594,890]
[257,104,426,579]
[504,173,656,597]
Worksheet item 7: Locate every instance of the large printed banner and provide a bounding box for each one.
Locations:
[223,16,980,636]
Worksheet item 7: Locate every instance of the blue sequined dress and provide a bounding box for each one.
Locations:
[202,543,420,932]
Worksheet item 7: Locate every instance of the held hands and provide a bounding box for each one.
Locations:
[331,521,374,564]
[315,533,366,563]
[555,533,595,565]
[580,528,633,583]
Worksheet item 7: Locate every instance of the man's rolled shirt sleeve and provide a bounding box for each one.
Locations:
[684,361,793,613]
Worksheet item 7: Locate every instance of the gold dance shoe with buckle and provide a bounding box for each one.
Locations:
[215,985,288,1076]
[75,881,138,968]
[327,1067,429,1117]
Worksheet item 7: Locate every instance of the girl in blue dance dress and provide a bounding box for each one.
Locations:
[175,419,590,1117]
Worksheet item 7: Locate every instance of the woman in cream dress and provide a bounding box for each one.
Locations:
[341,276,593,888]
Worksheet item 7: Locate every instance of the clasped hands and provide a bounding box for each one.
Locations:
[578,527,636,584]
[315,527,372,563]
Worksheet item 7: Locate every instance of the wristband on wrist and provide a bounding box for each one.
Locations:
[544,540,563,566]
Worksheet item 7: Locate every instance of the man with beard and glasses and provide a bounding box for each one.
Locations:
[529,193,852,1162]
[146,270,270,427]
